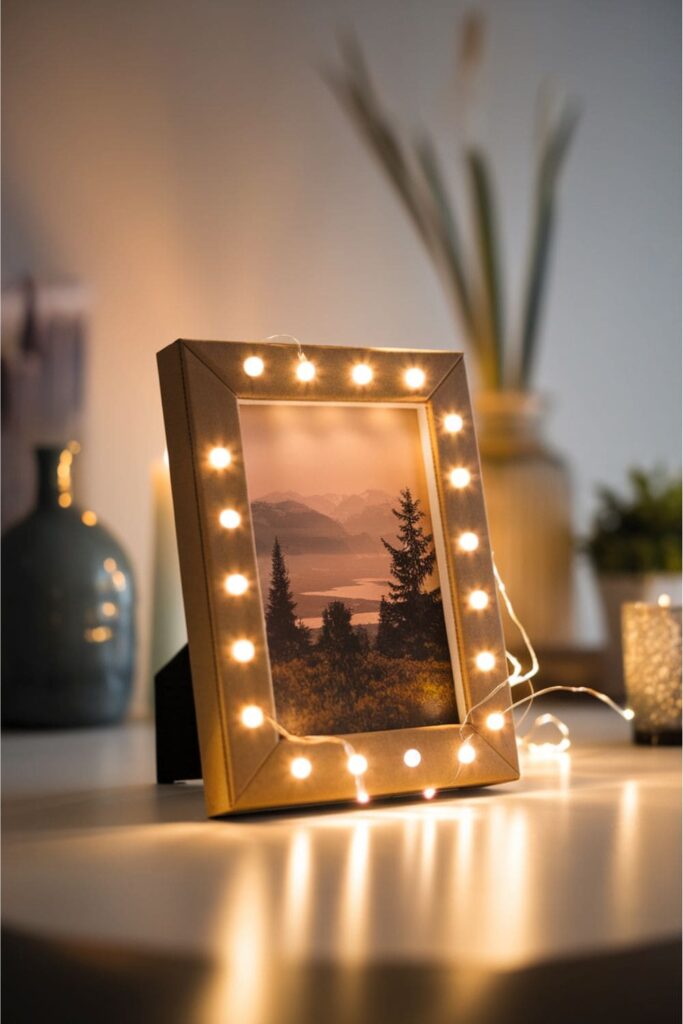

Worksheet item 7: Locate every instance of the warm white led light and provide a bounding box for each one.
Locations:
[231,639,255,663]
[403,748,421,768]
[476,651,496,672]
[209,447,231,469]
[657,593,672,607]
[486,712,505,731]
[243,356,264,378]
[405,367,425,389]
[347,753,368,776]
[623,708,635,721]
[225,573,248,596]
[449,467,471,489]
[444,413,463,434]
[458,744,476,765]
[423,787,436,800]
[219,509,241,530]
[468,589,489,610]
[296,360,316,382]
[357,791,370,804]
[112,571,127,592]
[291,757,312,779]
[352,363,373,386]
[241,705,264,729]
[458,531,479,552]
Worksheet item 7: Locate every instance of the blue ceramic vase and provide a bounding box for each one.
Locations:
[2,447,136,727]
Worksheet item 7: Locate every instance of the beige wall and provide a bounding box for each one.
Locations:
[3,0,680,708]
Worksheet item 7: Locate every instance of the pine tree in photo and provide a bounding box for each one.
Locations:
[376,595,401,657]
[382,488,436,601]
[318,600,360,658]
[423,587,450,661]
[317,600,363,706]
[295,617,313,655]
[355,625,370,656]
[266,538,310,662]
[378,488,448,660]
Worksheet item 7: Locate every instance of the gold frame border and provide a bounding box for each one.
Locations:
[158,339,519,816]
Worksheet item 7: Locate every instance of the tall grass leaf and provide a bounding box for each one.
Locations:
[415,137,475,338]
[324,63,432,249]
[518,104,580,387]
[466,149,505,387]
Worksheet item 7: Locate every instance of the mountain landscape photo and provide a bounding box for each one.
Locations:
[239,401,460,735]
[251,487,398,624]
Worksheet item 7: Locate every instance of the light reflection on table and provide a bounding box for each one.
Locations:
[2,706,680,1024]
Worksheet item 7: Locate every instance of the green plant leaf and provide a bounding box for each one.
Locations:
[586,467,682,573]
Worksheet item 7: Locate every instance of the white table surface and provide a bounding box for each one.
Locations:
[2,702,681,1023]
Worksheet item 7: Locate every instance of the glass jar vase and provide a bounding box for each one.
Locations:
[2,446,136,727]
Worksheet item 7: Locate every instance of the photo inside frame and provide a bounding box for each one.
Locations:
[239,401,460,736]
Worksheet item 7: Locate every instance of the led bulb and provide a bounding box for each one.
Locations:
[225,573,248,596]
[458,744,476,765]
[458,532,479,552]
[444,414,463,434]
[352,363,373,386]
[423,787,436,800]
[219,509,241,530]
[81,510,97,526]
[209,447,231,469]
[243,356,264,378]
[347,753,368,776]
[486,712,505,731]
[296,360,316,382]
[291,756,312,779]
[475,651,496,672]
[623,708,635,721]
[403,748,421,768]
[405,367,425,389]
[449,467,471,489]
[231,639,255,663]
[658,594,672,607]
[468,590,489,610]
[357,791,370,804]
[241,705,264,729]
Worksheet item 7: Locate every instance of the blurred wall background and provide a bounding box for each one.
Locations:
[3,0,680,711]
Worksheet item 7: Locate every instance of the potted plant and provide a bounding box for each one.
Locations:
[326,18,579,649]
[587,468,682,692]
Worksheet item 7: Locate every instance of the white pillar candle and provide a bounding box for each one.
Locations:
[150,454,187,678]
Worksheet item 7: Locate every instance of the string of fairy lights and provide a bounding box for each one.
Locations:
[206,339,634,804]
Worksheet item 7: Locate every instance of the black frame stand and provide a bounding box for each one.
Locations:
[154,645,202,784]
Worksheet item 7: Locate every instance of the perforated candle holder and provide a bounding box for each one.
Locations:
[621,601,682,746]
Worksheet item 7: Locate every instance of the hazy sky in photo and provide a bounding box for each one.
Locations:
[239,402,432,502]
